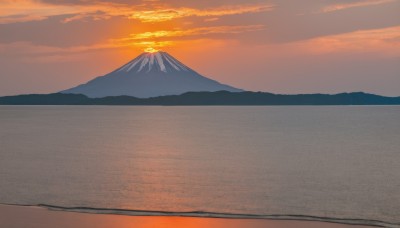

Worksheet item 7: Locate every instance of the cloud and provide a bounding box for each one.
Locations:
[128,4,273,23]
[294,26,400,56]
[0,0,141,24]
[321,0,396,13]
[0,41,119,59]
[0,0,273,24]
[204,17,219,22]
[61,11,112,23]
[3,25,397,58]
[0,14,48,24]
[0,23,265,61]
[0,37,237,63]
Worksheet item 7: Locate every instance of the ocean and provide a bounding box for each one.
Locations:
[0,106,399,227]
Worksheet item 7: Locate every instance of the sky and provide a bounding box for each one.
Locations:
[0,0,399,96]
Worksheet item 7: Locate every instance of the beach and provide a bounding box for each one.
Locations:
[0,204,376,228]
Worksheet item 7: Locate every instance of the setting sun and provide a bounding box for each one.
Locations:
[144,47,159,53]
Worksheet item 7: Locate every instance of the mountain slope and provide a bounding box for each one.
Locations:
[61,51,242,98]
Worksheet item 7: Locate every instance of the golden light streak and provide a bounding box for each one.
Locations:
[121,25,265,41]
[108,25,264,52]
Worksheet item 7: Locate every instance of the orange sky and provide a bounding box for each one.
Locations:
[0,0,399,96]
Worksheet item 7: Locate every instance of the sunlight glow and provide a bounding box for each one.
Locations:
[144,47,159,53]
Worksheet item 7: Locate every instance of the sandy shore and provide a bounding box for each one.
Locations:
[0,204,376,228]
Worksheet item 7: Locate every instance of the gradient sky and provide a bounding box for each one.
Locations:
[0,0,399,96]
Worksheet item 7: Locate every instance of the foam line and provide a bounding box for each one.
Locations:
[1,203,397,228]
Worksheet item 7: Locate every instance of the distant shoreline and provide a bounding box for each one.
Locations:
[0,204,383,227]
[1,91,399,106]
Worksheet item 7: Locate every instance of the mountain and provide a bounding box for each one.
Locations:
[61,51,242,98]
[1,91,400,105]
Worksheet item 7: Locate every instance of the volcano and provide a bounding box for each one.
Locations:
[61,51,242,98]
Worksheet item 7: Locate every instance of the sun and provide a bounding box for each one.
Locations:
[144,47,159,53]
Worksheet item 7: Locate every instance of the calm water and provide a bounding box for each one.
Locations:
[0,106,399,226]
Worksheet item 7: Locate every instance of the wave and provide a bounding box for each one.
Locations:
[2,203,399,228]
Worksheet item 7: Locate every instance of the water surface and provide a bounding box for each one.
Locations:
[0,106,399,226]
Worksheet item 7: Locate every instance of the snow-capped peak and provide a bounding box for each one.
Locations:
[117,51,191,73]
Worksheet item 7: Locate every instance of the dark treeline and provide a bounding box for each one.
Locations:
[0,91,399,105]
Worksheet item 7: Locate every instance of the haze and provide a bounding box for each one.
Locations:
[0,0,399,96]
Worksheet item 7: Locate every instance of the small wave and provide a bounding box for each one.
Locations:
[2,203,399,228]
